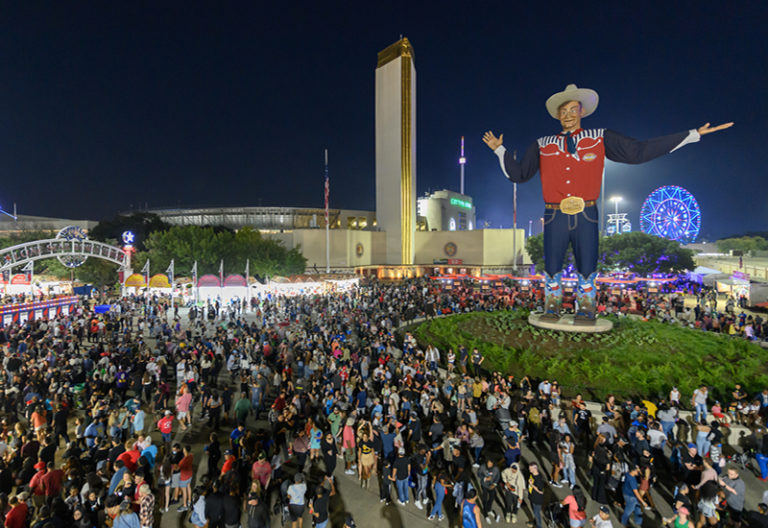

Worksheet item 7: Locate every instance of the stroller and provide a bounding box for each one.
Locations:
[544,503,566,528]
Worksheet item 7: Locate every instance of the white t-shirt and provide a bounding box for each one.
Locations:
[592,514,613,528]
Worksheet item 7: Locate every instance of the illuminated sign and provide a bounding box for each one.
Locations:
[450,197,472,209]
[122,231,136,245]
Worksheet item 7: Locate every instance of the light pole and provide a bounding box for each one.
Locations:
[610,196,622,235]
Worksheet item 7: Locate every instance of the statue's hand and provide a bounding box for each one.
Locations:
[483,131,503,150]
[697,122,734,136]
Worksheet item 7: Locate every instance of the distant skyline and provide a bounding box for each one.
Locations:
[0,2,765,240]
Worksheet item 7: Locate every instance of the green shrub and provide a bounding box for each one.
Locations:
[414,311,768,401]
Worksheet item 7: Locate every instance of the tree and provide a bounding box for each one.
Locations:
[525,234,544,272]
[524,233,574,274]
[716,236,768,254]
[599,232,694,275]
[89,213,170,250]
[137,225,306,278]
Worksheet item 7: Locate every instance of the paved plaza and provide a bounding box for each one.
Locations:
[148,307,768,528]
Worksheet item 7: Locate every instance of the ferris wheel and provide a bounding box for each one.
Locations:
[639,185,701,244]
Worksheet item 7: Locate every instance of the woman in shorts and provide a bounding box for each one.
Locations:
[156,454,172,513]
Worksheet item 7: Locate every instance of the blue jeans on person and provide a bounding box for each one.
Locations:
[696,432,711,457]
[621,494,643,526]
[473,446,483,463]
[396,478,409,503]
[531,502,542,528]
[315,521,328,528]
[543,205,600,277]
[661,420,675,443]
[756,452,768,479]
[695,403,707,423]
[564,465,576,487]
[430,482,445,517]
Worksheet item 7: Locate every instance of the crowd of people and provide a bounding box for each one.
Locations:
[0,277,766,528]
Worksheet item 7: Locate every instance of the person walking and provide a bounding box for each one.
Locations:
[462,488,484,528]
[620,466,646,527]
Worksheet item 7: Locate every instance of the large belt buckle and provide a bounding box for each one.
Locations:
[559,196,585,215]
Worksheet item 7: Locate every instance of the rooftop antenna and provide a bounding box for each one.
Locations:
[459,136,466,195]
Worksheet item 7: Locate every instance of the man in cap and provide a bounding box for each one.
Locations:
[484,85,732,322]
[502,461,525,523]
[591,505,614,528]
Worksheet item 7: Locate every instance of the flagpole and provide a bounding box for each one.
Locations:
[324,148,330,274]
[192,261,198,307]
[219,260,224,309]
[245,258,250,313]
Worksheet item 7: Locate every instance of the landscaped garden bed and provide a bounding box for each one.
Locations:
[414,310,768,401]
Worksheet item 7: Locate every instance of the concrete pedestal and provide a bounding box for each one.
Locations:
[528,313,613,333]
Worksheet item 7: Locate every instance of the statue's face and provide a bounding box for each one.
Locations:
[558,101,584,132]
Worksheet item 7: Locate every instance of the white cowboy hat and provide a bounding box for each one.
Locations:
[545,84,599,119]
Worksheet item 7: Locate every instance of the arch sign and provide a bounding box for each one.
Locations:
[0,226,128,272]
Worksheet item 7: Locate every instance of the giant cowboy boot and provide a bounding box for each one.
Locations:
[574,272,598,324]
[542,271,563,321]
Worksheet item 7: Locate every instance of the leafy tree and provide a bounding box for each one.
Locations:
[525,231,693,276]
[716,236,768,254]
[136,225,306,278]
[89,213,170,250]
[525,234,544,272]
[599,232,694,275]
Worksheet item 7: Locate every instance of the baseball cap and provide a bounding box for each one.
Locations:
[687,443,697,449]
[599,506,610,514]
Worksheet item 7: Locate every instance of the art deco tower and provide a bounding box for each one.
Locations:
[375,37,416,265]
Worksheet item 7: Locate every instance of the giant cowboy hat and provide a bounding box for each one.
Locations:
[545,84,599,119]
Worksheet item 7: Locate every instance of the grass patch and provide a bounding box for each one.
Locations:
[413,310,768,401]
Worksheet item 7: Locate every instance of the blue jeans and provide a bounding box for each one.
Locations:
[696,431,711,457]
[531,502,542,528]
[661,420,675,442]
[695,403,707,423]
[396,478,409,503]
[543,205,599,276]
[430,482,445,517]
[621,494,643,526]
[315,521,328,528]
[564,465,576,487]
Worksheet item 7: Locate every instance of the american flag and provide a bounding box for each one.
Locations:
[324,149,329,226]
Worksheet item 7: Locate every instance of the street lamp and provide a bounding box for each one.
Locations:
[610,196,622,235]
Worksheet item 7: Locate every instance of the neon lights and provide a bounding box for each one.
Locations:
[450,197,472,209]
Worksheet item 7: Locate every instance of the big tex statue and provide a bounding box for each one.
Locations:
[484,84,732,323]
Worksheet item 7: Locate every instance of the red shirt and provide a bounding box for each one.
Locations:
[157,416,173,434]
[220,457,235,476]
[41,468,64,497]
[4,503,28,528]
[178,454,194,481]
[117,449,140,473]
[29,469,47,496]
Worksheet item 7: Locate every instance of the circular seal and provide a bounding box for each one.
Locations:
[355,242,364,257]
[444,242,457,257]
[55,225,89,268]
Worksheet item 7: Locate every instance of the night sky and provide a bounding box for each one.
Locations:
[0,2,765,240]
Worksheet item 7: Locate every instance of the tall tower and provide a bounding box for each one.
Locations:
[375,37,416,265]
[459,136,466,195]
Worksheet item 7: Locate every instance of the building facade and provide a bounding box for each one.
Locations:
[417,189,476,231]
